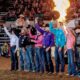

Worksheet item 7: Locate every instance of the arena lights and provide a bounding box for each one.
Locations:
[53,0,70,22]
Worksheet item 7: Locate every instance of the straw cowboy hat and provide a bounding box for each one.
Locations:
[19,14,25,18]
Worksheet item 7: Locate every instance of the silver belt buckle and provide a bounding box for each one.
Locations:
[43,46,46,48]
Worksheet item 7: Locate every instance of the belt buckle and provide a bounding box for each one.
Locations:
[43,46,46,48]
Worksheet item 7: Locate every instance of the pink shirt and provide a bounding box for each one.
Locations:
[33,35,43,47]
[65,29,75,49]
[29,32,43,47]
[29,32,36,39]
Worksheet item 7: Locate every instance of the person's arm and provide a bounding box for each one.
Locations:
[35,23,45,34]
[46,33,55,52]
[49,22,57,35]
[73,36,76,51]
[29,31,36,39]
[49,34,55,47]
[26,18,30,25]
[31,35,42,43]
[58,32,66,52]
[4,26,11,38]
[34,17,45,34]
[75,29,80,33]
[61,31,67,47]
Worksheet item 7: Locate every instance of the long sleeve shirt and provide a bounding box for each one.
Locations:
[32,34,43,47]
[64,29,75,49]
[19,35,31,48]
[49,22,66,47]
[4,27,19,51]
[35,23,55,47]
[29,31,36,40]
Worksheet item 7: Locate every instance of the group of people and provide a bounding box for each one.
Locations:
[5,0,53,21]
[3,17,80,76]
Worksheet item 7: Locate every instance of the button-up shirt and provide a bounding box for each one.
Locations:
[35,23,55,47]
[4,27,19,51]
[65,28,75,49]
[19,35,31,47]
[49,22,66,47]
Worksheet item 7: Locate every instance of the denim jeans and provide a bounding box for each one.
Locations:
[75,47,79,61]
[0,48,1,56]
[26,45,35,71]
[35,47,45,72]
[10,46,18,70]
[75,47,80,69]
[19,48,27,70]
[44,48,54,73]
[67,49,76,75]
[55,47,65,73]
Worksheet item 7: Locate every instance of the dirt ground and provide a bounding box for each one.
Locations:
[0,56,80,80]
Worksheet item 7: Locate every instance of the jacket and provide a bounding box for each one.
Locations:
[49,22,66,47]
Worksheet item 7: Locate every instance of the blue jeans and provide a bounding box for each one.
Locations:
[0,47,1,56]
[75,47,80,69]
[44,48,54,73]
[26,45,35,71]
[35,47,45,72]
[10,46,18,70]
[55,47,65,73]
[75,47,79,61]
[67,49,76,75]
[19,48,27,70]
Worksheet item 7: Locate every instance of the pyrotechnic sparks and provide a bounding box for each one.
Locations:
[53,0,70,22]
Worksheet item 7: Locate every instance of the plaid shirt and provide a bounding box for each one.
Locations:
[65,29,75,49]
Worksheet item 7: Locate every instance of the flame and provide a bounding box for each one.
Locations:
[53,0,70,22]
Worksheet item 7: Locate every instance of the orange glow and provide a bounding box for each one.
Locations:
[53,0,70,22]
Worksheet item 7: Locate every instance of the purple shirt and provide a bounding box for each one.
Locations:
[35,23,55,47]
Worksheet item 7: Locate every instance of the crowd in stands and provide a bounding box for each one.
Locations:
[0,0,80,21]
[5,0,54,21]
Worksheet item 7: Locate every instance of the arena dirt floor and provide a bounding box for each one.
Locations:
[0,56,80,80]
